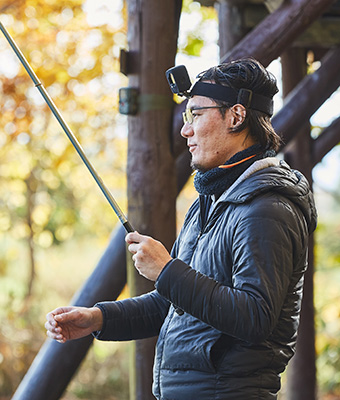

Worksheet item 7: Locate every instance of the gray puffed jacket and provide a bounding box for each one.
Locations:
[95,158,317,400]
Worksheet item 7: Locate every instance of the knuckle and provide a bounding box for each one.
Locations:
[139,244,147,256]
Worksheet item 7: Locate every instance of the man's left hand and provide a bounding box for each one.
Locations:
[125,232,172,281]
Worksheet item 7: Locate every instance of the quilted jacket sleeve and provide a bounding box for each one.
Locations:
[93,290,170,341]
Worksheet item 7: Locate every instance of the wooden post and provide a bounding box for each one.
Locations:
[126,1,181,399]
[216,0,246,59]
[281,47,317,400]
[273,46,340,149]
[312,117,340,167]
[221,0,335,66]
[222,0,333,66]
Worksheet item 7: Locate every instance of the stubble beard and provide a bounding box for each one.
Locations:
[190,159,209,173]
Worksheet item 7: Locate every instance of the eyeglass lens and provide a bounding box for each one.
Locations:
[182,108,193,124]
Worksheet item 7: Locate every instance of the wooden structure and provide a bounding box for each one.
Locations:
[124,2,180,398]
[11,1,340,399]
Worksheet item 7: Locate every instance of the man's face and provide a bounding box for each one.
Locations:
[180,95,247,172]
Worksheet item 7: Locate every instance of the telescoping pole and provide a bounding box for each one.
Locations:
[0,22,134,233]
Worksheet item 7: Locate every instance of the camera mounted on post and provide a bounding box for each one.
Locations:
[165,64,274,116]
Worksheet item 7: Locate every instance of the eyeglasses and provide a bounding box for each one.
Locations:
[182,106,225,124]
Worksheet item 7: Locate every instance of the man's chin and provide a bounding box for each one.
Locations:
[190,160,209,173]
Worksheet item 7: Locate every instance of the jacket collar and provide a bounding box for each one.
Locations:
[212,157,281,206]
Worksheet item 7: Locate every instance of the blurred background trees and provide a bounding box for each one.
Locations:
[0,0,128,291]
[0,0,339,399]
[0,1,130,398]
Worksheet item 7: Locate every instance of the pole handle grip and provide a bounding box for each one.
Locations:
[123,221,134,233]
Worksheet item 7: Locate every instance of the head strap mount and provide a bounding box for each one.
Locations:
[165,65,274,116]
[190,81,273,116]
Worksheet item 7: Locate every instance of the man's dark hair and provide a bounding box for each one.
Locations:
[197,58,281,152]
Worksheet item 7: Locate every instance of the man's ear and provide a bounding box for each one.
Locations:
[230,104,246,128]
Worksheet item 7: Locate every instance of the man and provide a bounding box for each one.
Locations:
[46,58,317,399]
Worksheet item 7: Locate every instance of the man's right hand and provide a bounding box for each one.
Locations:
[45,306,103,343]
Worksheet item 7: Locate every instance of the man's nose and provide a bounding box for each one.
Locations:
[180,122,193,138]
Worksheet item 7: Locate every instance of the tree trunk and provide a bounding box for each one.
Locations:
[126,1,181,399]
[281,47,317,400]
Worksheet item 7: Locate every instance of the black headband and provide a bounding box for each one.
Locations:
[189,81,274,116]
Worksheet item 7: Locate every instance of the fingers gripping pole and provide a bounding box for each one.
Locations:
[0,22,133,233]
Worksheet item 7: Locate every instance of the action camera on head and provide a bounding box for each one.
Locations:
[165,64,274,116]
[166,65,192,97]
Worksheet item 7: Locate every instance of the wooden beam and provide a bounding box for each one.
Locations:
[221,0,336,67]
[281,48,317,400]
[219,0,266,4]
[312,117,340,166]
[294,18,340,48]
[272,46,340,149]
[12,225,127,400]
[243,6,340,48]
